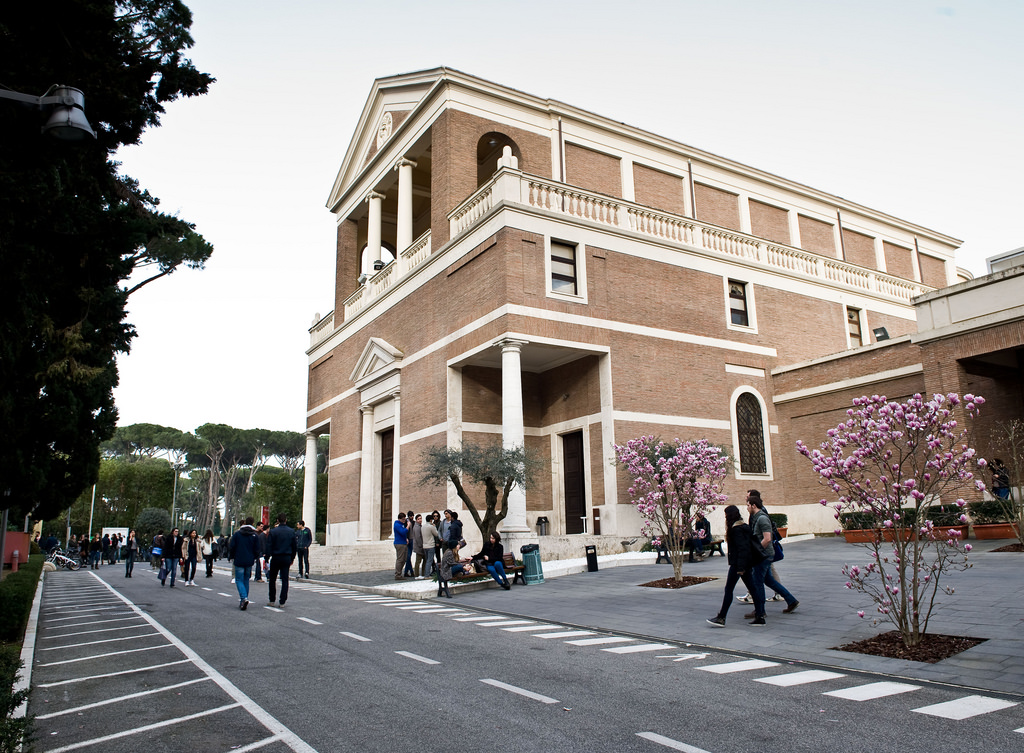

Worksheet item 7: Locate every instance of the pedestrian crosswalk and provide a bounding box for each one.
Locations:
[282,580,1022,731]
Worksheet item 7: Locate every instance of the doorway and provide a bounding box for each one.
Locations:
[378,429,394,539]
[562,431,586,534]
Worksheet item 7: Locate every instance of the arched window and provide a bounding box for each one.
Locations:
[477,132,521,186]
[360,242,396,276]
[735,392,767,474]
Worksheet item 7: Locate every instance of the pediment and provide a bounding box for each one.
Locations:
[350,337,404,387]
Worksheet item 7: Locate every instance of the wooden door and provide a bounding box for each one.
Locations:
[378,429,394,540]
[562,431,586,534]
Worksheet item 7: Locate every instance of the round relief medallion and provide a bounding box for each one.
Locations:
[376,112,393,148]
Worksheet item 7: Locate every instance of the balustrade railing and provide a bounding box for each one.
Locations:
[309,311,335,347]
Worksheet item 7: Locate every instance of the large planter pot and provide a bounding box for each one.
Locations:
[843,529,878,543]
[777,527,788,539]
[932,525,970,540]
[881,528,913,542]
[972,523,1021,540]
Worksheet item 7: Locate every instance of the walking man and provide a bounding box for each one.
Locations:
[746,495,799,624]
[295,520,312,579]
[228,517,260,611]
[393,512,410,580]
[266,513,297,608]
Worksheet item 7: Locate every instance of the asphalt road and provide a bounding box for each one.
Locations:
[27,565,1024,753]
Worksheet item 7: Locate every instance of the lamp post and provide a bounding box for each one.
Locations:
[0,85,97,140]
[170,460,186,529]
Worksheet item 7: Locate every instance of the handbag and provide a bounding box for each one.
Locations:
[152,547,162,556]
[772,540,784,562]
[157,565,168,580]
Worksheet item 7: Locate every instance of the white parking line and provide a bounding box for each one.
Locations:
[45,617,143,631]
[480,679,559,704]
[912,695,1018,720]
[823,681,921,701]
[453,615,496,622]
[636,732,712,752]
[41,624,148,639]
[87,573,318,753]
[395,651,439,665]
[46,703,241,753]
[503,624,559,632]
[217,592,233,597]
[297,617,322,625]
[39,631,160,650]
[697,659,780,674]
[755,670,846,687]
[37,644,176,667]
[340,631,371,642]
[476,620,535,627]
[36,678,209,719]
[603,643,675,654]
[36,660,191,688]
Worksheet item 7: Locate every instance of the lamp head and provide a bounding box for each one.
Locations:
[41,86,96,140]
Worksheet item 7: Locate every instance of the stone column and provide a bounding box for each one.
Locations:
[787,210,802,249]
[302,433,318,541]
[390,390,401,512]
[366,191,386,268]
[357,404,375,541]
[395,159,417,253]
[498,338,530,534]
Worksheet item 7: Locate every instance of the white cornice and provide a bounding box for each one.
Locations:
[773,364,924,404]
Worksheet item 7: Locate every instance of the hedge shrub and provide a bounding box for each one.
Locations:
[0,555,43,643]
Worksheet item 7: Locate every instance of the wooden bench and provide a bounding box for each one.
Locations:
[449,553,526,586]
[655,539,725,564]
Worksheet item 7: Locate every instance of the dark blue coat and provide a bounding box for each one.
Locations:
[229,526,260,567]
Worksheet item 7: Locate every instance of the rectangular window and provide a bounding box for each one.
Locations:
[847,307,862,347]
[728,280,749,327]
[551,241,578,295]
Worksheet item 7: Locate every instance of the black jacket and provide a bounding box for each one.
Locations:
[725,522,760,571]
[267,524,297,559]
[474,541,504,564]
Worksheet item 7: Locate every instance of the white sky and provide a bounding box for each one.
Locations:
[113,0,1024,435]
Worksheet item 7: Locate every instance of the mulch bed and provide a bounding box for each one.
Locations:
[990,542,1024,552]
[835,631,985,663]
[640,576,716,589]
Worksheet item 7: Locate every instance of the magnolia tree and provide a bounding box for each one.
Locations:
[797,393,984,647]
[614,436,728,583]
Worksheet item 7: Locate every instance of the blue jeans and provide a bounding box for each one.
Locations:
[163,557,178,586]
[752,557,796,616]
[234,565,252,602]
[486,560,509,586]
[450,563,467,577]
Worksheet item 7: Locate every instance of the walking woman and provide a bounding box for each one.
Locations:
[706,504,762,628]
[182,529,200,586]
[124,530,139,578]
[201,529,217,578]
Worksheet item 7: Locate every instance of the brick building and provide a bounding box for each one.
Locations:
[301,68,974,567]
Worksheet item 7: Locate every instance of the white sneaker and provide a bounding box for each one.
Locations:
[770,594,785,601]
[737,593,753,603]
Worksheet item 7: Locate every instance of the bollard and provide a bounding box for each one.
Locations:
[10,550,19,573]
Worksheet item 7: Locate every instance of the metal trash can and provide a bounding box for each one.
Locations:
[585,544,598,572]
[536,516,549,536]
[520,543,544,584]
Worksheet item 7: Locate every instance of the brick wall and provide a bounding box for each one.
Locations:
[798,214,836,256]
[633,163,686,215]
[335,219,360,316]
[749,199,791,245]
[883,241,915,281]
[565,143,621,198]
[841,227,876,270]
[695,183,740,231]
[918,253,948,288]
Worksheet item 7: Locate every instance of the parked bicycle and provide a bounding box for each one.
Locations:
[46,548,82,571]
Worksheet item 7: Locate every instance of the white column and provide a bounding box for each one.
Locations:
[737,193,752,234]
[390,390,401,513]
[366,191,386,268]
[357,404,375,541]
[873,237,887,273]
[394,159,417,253]
[302,433,318,541]
[498,338,529,533]
[787,210,802,249]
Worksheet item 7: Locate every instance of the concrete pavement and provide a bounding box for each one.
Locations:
[315,535,1024,697]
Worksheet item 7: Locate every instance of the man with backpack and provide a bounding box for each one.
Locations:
[746,494,799,625]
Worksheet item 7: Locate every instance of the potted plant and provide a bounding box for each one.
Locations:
[923,505,969,540]
[839,511,878,543]
[978,420,1024,548]
[968,499,1021,540]
[768,512,789,539]
[880,507,917,542]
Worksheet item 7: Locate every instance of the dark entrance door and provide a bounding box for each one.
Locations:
[378,429,394,540]
[563,431,586,534]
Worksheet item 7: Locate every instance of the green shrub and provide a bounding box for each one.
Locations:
[0,555,43,644]
[0,645,33,753]
[923,505,964,526]
[968,499,1010,525]
[839,511,876,530]
[768,512,788,528]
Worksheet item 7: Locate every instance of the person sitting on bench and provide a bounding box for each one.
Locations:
[473,532,511,591]
[687,512,711,562]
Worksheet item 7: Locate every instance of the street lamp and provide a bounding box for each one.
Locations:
[0,84,97,140]
[170,460,186,528]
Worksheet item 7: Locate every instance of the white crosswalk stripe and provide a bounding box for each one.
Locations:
[535,630,595,639]
[565,636,635,647]
[824,682,921,701]
[602,643,674,654]
[756,670,846,687]
[912,695,1018,720]
[697,659,780,674]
